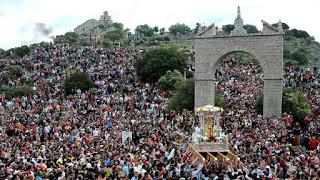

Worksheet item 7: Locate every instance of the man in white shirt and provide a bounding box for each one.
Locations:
[191,163,203,180]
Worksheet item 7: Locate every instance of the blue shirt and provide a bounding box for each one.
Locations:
[105,159,111,167]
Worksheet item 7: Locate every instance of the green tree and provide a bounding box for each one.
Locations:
[287,29,310,38]
[54,35,66,44]
[79,38,91,46]
[154,26,159,33]
[111,22,124,29]
[64,32,79,43]
[160,28,165,35]
[15,45,30,57]
[0,86,34,99]
[64,71,95,95]
[101,22,129,43]
[163,36,170,41]
[6,65,23,77]
[243,24,259,33]
[97,24,106,30]
[282,88,311,121]
[167,80,227,112]
[101,38,113,48]
[194,23,201,34]
[135,24,154,37]
[105,28,124,41]
[158,70,184,90]
[65,66,77,77]
[282,23,290,30]
[135,46,188,83]
[291,51,308,65]
[283,49,291,59]
[0,48,7,58]
[54,32,79,44]
[222,24,235,34]
[167,79,194,111]
[256,88,311,121]
[169,23,192,35]
[215,91,227,109]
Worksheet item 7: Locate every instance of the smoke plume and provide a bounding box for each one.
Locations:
[34,23,53,37]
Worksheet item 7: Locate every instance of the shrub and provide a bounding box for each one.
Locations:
[256,88,311,121]
[243,24,259,33]
[147,39,160,46]
[64,32,79,43]
[101,38,113,48]
[15,45,30,57]
[135,24,154,37]
[54,32,78,44]
[65,66,77,77]
[167,79,194,111]
[215,91,227,109]
[135,40,144,46]
[287,29,310,39]
[167,80,227,112]
[105,28,125,42]
[0,49,7,58]
[6,65,23,77]
[158,70,184,90]
[282,88,311,121]
[291,51,308,65]
[222,24,235,34]
[160,28,165,35]
[163,36,170,41]
[169,23,192,35]
[283,49,291,59]
[97,24,106,30]
[0,86,34,99]
[79,38,91,46]
[135,45,188,83]
[64,71,95,95]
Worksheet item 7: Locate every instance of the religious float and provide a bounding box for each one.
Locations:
[183,105,246,169]
[192,105,229,152]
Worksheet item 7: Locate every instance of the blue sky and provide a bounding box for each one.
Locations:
[0,0,319,49]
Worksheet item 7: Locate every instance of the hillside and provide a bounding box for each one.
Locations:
[284,34,320,66]
[136,24,320,68]
[1,21,320,69]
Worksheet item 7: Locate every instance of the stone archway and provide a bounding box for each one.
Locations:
[194,7,284,118]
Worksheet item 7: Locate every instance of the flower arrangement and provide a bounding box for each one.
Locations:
[208,135,216,142]
[196,105,224,113]
[192,132,221,144]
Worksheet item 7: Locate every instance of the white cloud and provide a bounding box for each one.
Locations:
[0,0,319,49]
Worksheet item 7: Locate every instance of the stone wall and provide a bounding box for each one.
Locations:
[74,11,112,36]
[194,33,284,118]
[74,19,98,35]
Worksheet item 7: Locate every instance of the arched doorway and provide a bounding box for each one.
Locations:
[194,7,284,118]
[214,52,263,117]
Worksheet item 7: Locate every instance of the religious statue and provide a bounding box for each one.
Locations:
[204,117,213,139]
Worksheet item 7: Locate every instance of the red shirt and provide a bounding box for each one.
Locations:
[309,138,319,150]
[304,116,310,125]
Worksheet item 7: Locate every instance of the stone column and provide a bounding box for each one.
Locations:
[195,79,215,108]
[263,79,283,118]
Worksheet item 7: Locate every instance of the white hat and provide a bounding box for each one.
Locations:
[86,163,92,169]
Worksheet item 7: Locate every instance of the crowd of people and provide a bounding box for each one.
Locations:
[215,58,320,179]
[0,43,319,179]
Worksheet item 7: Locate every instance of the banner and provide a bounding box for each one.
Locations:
[121,131,132,144]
